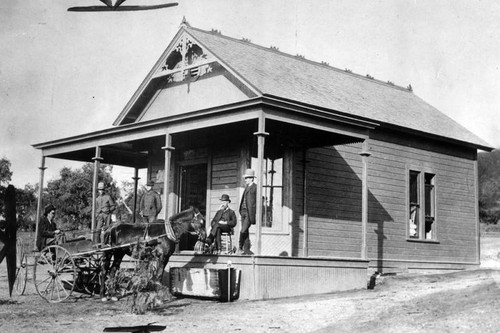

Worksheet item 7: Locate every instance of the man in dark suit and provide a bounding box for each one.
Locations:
[206,194,237,253]
[139,180,162,223]
[238,169,257,255]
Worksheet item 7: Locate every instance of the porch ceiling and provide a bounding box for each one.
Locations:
[265,119,362,149]
[34,97,369,168]
[46,137,159,168]
[169,118,362,156]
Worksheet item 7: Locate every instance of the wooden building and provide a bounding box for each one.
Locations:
[33,21,493,300]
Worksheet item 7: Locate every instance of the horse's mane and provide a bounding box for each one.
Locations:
[168,206,206,240]
[168,206,203,224]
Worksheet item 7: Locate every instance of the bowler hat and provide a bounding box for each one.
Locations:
[147,180,155,186]
[219,194,231,202]
[97,182,105,190]
[243,169,256,178]
[44,204,56,216]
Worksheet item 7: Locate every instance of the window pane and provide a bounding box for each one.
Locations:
[424,173,435,239]
[409,171,419,204]
[409,171,420,238]
[252,157,283,229]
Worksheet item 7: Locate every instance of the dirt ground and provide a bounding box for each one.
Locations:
[2,235,500,333]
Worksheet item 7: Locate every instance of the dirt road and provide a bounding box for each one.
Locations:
[1,235,500,332]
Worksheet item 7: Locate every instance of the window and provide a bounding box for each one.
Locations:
[251,157,283,229]
[408,170,436,240]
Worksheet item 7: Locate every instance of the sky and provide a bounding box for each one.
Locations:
[1,0,500,189]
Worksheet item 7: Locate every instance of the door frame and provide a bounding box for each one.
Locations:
[177,157,211,217]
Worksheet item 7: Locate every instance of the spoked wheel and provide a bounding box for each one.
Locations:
[74,253,102,296]
[34,245,77,303]
[14,239,28,295]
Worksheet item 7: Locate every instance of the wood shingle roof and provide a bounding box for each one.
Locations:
[185,26,492,150]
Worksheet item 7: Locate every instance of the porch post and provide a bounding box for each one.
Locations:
[132,168,140,223]
[161,133,175,220]
[34,154,46,251]
[254,115,269,256]
[302,148,309,257]
[360,140,371,260]
[91,147,103,242]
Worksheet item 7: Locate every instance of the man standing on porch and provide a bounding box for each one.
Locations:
[95,182,116,243]
[238,169,257,255]
[139,180,162,223]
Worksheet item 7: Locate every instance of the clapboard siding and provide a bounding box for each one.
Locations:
[208,148,239,220]
[367,130,478,265]
[289,128,479,269]
[302,143,363,258]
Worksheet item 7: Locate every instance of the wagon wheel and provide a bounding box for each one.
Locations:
[74,253,102,295]
[14,239,28,295]
[33,245,77,303]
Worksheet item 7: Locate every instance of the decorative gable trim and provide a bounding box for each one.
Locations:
[113,26,261,126]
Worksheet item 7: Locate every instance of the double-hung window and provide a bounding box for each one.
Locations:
[408,169,436,240]
[251,156,284,231]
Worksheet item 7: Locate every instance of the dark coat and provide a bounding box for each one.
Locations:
[139,190,162,217]
[211,207,237,229]
[239,182,257,225]
[96,193,116,215]
[37,216,57,251]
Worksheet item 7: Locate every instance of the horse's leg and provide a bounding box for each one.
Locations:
[111,249,126,274]
[156,240,175,282]
[100,251,112,300]
[106,249,126,301]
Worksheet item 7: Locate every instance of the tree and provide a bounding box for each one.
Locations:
[15,184,37,231]
[0,157,36,230]
[478,150,500,224]
[0,157,14,219]
[45,163,120,230]
[0,157,13,186]
[115,180,145,223]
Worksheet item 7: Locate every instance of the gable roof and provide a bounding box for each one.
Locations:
[115,24,492,151]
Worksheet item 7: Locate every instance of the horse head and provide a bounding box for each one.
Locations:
[168,206,206,241]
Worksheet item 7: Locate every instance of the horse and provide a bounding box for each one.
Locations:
[99,206,206,300]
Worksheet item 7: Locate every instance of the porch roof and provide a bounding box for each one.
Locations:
[33,97,372,166]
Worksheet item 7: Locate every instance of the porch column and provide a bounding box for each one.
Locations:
[34,154,46,251]
[302,148,309,257]
[132,168,140,223]
[254,118,269,256]
[161,133,175,220]
[360,140,371,260]
[91,147,103,242]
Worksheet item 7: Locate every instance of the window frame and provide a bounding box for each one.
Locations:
[250,150,292,235]
[406,166,438,242]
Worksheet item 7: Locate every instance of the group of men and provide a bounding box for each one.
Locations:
[206,168,256,254]
[37,168,258,255]
[37,180,162,249]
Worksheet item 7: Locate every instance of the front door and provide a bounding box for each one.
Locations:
[178,163,207,251]
[179,163,207,216]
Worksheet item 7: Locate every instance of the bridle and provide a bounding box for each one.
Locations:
[168,210,205,237]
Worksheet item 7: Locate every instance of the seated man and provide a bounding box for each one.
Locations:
[206,194,236,253]
[37,204,63,251]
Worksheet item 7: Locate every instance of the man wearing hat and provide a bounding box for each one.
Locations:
[238,168,257,255]
[139,180,162,223]
[37,204,62,251]
[95,182,116,243]
[206,194,237,253]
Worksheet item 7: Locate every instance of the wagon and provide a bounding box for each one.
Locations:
[15,231,156,303]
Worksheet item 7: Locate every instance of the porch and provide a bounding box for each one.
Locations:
[165,253,369,300]
[33,98,376,299]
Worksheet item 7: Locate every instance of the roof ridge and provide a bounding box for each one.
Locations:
[185,25,413,93]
